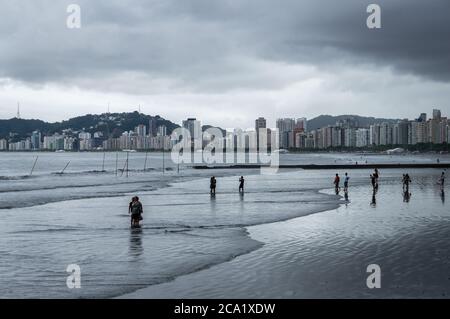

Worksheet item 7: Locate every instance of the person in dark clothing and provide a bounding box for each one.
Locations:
[129,196,143,227]
[370,174,376,189]
[343,173,350,192]
[210,176,217,195]
[239,176,245,193]
[373,168,380,188]
[402,174,412,191]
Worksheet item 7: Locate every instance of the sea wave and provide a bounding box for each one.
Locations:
[0,175,34,181]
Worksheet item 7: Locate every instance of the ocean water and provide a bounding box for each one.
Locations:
[0,152,449,298]
[121,169,450,299]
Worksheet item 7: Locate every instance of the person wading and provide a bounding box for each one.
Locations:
[129,196,143,228]
[334,174,340,194]
[210,176,217,195]
[239,176,245,193]
[343,173,350,192]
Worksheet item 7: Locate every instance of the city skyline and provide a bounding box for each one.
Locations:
[1,1,450,128]
[2,108,449,152]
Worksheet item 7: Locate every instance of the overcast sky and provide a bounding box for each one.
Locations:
[0,0,449,128]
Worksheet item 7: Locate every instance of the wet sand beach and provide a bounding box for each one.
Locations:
[121,170,450,299]
[1,152,449,298]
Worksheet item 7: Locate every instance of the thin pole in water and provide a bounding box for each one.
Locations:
[60,161,70,174]
[120,157,127,177]
[115,152,118,177]
[102,152,106,172]
[144,151,148,171]
[126,151,129,178]
[30,156,39,176]
[162,148,165,174]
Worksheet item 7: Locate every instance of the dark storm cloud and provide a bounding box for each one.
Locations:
[0,0,449,92]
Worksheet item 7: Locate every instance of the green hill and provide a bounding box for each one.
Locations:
[307,114,400,131]
[0,112,179,140]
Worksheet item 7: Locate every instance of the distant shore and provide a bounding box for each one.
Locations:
[194,163,450,170]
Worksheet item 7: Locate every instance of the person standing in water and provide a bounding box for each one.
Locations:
[403,173,412,191]
[343,173,350,192]
[440,172,445,189]
[239,176,245,193]
[370,189,377,207]
[129,196,143,227]
[373,168,380,188]
[403,190,411,202]
[210,176,217,195]
[334,174,340,193]
[370,174,376,189]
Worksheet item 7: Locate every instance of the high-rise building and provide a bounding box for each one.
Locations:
[410,121,428,144]
[295,118,307,132]
[182,118,202,140]
[276,118,295,148]
[276,118,294,133]
[428,118,441,144]
[255,117,267,130]
[31,131,41,150]
[78,132,92,140]
[397,120,409,145]
[439,118,448,143]
[255,117,267,150]
[157,125,167,136]
[295,132,311,148]
[135,124,146,137]
[356,129,370,147]
[323,126,333,148]
[379,123,393,145]
[370,124,380,145]
[344,128,356,147]
[309,130,319,149]
[331,127,343,147]
[418,113,427,122]
[447,124,450,144]
[433,109,442,120]
[0,139,8,150]
[148,117,158,137]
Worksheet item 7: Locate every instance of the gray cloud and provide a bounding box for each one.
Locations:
[0,0,449,125]
[1,0,449,90]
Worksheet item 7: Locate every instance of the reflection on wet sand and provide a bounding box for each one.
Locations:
[403,191,412,202]
[129,228,143,258]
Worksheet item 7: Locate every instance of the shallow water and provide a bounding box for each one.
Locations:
[0,152,449,298]
[121,170,450,299]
